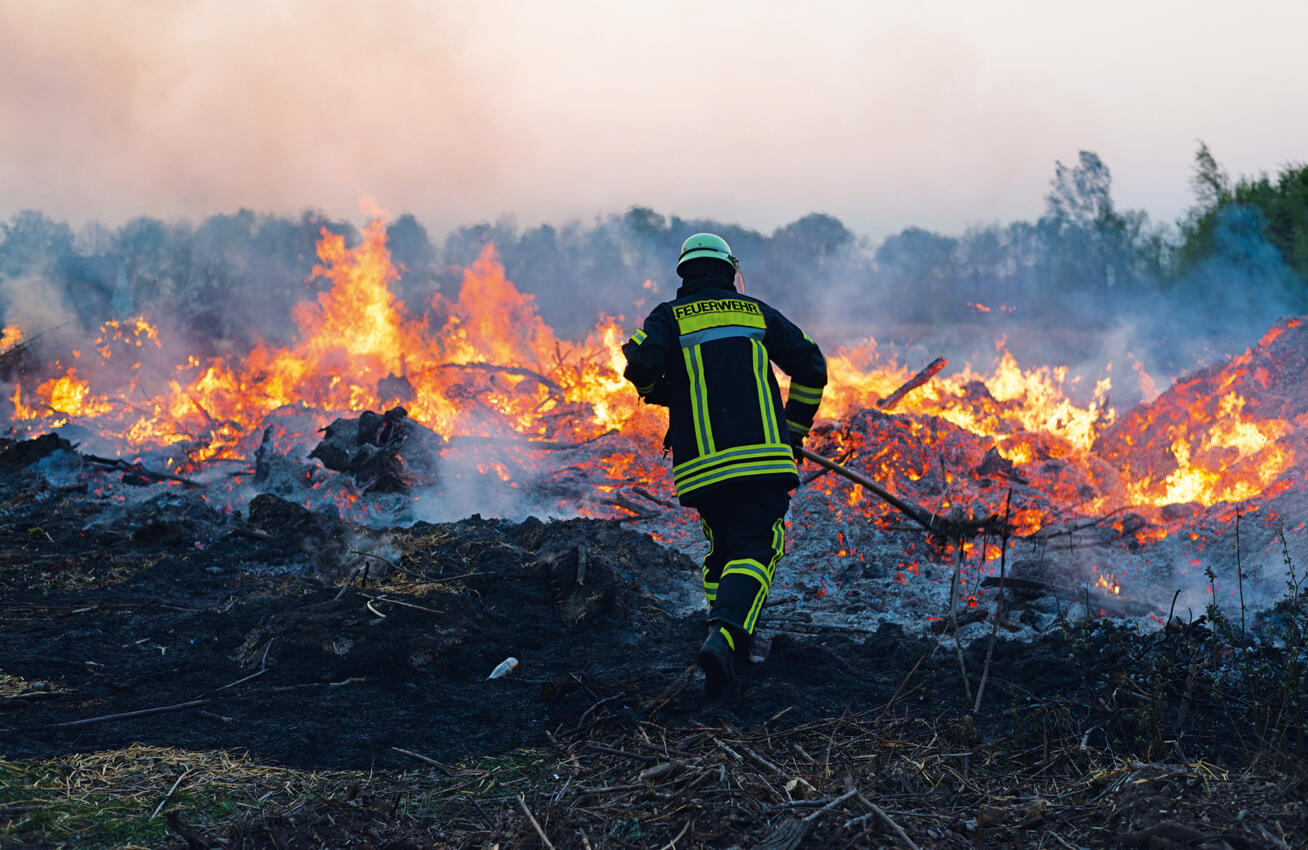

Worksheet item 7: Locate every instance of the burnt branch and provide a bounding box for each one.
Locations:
[877,356,947,412]
[437,362,564,394]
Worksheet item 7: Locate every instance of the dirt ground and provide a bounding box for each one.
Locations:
[2,449,1307,848]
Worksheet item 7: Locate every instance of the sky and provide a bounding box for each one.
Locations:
[1,0,1305,244]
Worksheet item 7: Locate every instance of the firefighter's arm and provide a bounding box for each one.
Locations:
[621,307,673,407]
[764,308,828,446]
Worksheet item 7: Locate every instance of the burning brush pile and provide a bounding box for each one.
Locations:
[2,216,1308,847]
[5,211,1305,628]
[4,214,1308,603]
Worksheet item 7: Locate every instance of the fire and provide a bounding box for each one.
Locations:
[2,207,1306,551]
[5,211,664,463]
[96,318,162,359]
[1093,568,1122,596]
[823,345,1111,456]
[12,371,112,424]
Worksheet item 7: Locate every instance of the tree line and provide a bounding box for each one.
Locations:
[1,145,1304,368]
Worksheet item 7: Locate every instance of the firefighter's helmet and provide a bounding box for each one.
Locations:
[676,233,738,275]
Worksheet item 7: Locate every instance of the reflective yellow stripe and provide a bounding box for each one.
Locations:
[725,559,771,636]
[745,589,766,633]
[788,382,824,404]
[718,626,735,651]
[677,459,797,496]
[637,382,657,395]
[722,559,770,587]
[786,418,811,435]
[752,339,780,444]
[744,519,786,632]
[682,345,715,456]
[676,444,787,476]
[677,310,767,334]
[768,518,786,579]
[673,442,793,480]
[630,329,647,345]
[679,325,764,348]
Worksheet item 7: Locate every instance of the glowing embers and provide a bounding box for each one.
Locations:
[1091,565,1122,596]
[1108,389,1296,509]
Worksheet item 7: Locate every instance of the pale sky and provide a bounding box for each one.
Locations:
[1,0,1304,242]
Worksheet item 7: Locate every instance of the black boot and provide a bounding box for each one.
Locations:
[697,625,736,702]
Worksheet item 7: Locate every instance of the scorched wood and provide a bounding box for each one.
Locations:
[876,357,946,411]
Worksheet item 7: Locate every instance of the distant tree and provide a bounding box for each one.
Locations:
[1190,141,1230,210]
[1045,151,1119,229]
[1038,151,1161,300]
[385,213,436,308]
[113,216,193,308]
[622,206,669,242]
[0,210,74,279]
[875,227,959,321]
[1180,142,1308,285]
[387,214,433,279]
[75,221,114,255]
[769,213,853,268]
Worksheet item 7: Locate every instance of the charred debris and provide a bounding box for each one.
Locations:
[1,406,1307,848]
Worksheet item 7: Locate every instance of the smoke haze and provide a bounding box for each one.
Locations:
[2,1,1306,241]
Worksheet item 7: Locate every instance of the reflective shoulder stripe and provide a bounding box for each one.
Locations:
[629,328,648,346]
[788,382,824,405]
[679,325,765,348]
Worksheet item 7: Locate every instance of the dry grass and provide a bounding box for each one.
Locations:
[4,706,1306,849]
[0,745,359,849]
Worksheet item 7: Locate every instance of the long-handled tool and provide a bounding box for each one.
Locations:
[799,447,1001,540]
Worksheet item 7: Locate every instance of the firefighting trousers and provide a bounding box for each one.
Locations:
[695,482,790,636]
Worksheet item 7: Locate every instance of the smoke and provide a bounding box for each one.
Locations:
[0,2,518,230]
[0,273,78,340]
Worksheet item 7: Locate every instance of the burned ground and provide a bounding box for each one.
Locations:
[2,444,1307,848]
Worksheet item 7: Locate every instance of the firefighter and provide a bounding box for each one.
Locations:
[622,233,827,700]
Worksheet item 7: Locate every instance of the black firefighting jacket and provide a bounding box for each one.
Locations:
[622,275,827,506]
